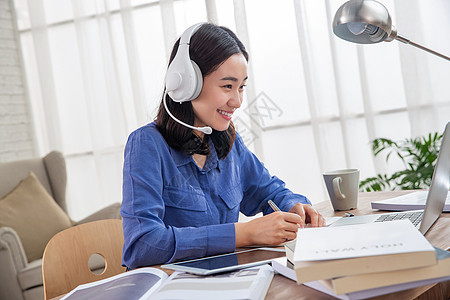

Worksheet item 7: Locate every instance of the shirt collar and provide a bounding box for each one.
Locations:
[169,138,220,171]
[203,138,220,172]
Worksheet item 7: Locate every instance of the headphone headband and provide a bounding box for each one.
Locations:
[180,23,203,45]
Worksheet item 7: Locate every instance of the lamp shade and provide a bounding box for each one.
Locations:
[333,0,397,44]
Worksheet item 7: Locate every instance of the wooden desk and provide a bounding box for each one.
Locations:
[52,191,449,300]
[265,191,450,300]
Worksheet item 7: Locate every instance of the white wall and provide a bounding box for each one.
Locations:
[0,0,34,162]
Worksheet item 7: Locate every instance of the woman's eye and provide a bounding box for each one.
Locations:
[223,85,233,89]
[239,84,246,90]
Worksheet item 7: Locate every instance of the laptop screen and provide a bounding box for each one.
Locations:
[420,121,450,234]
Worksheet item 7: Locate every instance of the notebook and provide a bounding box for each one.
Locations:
[330,121,450,235]
[370,191,450,212]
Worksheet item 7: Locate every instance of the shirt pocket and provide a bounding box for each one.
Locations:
[218,184,243,210]
[163,186,207,212]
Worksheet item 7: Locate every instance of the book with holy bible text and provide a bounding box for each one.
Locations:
[320,247,450,294]
[61,264,274,300]
[293,220,437,283]
[272,254,450,299]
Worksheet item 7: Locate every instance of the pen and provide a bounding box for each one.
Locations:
[269,200,303,229]
[268,200,281,212]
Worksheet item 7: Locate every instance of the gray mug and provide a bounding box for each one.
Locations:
[323,169,360,211]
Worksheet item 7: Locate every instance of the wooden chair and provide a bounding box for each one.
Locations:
[42,219,126,300]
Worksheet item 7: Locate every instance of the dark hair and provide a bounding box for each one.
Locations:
[156,23,248,159]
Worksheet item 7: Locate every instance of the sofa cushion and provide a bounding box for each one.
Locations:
[0,172,72,262]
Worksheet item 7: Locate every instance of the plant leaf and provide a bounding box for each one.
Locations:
[361,132,442,191]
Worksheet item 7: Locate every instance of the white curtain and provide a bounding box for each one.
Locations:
[12,0,450,220]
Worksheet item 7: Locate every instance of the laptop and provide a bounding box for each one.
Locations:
[330,121,450,234]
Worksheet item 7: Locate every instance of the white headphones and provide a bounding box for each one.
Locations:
[164,23,212,134]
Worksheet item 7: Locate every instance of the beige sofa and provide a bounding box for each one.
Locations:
[0,151,121,300]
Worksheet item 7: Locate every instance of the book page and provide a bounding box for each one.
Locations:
[246,217,343,248]
[61,268,168,300]
[151,264,274,300]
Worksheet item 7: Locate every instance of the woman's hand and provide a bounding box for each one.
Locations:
[235,211,303,247]
[235,203,326,247]
[288,203,326,228]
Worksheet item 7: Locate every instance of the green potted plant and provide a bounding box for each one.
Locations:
[359,132,443,192]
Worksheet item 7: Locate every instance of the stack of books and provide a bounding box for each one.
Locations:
[273,220,450,298]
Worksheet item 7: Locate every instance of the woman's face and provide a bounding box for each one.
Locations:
[191,53,248,135]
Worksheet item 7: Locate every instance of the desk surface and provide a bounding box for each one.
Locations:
[265,191,450,300]
[52,191,449,300]
[152,191,449,300]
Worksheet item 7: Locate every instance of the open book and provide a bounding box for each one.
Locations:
[61,264,274,300]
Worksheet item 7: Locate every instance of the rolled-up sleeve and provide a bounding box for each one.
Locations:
[170,223,235,262]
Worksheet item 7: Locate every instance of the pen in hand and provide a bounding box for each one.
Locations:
[268,200,303,229]
[268,200,281,212]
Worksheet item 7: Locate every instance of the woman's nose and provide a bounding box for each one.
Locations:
[229,91,242,109]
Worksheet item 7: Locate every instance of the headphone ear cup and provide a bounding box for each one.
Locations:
[189,60,203,101]
[165,23,204,102]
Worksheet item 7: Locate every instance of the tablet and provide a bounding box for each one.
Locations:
[161,248,286,275]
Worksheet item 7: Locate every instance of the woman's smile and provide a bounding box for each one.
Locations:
[217,109,234,120]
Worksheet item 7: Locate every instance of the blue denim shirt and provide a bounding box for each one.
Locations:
[121,122,310,268]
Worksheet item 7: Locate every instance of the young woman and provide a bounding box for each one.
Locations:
[121,23,325,269]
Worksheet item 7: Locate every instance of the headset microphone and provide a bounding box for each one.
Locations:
[164,23,213,135]
[163,91,212,135]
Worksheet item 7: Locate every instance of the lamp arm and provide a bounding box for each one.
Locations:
[395,35,450,61]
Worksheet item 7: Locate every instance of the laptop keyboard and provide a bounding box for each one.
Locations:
[374,211,424,227]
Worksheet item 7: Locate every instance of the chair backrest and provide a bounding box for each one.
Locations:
[42,219,126,299]
[0,151,68,212]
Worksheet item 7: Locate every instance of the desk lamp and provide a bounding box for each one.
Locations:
[332,0,450,61]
